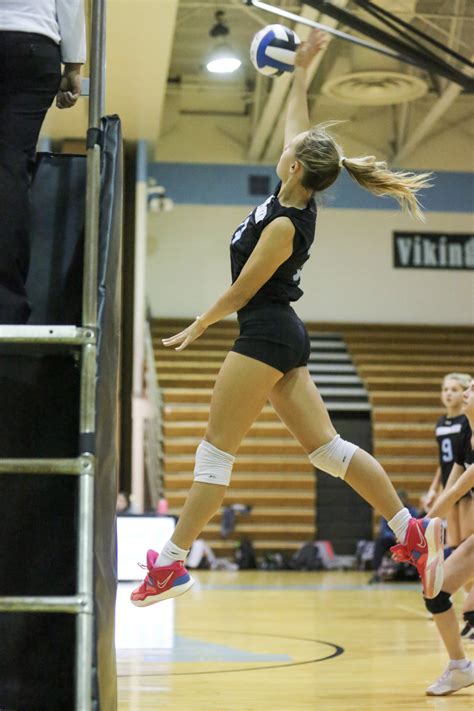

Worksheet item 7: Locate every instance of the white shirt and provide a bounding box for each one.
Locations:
[0,0,86,63]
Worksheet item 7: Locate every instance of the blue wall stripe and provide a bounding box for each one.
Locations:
[149,162,474,213]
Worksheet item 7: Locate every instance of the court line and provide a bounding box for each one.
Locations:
[197,583,420,592]
[396,603,431,619]
[118,629,345,677]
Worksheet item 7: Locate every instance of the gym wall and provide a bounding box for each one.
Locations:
[145,165,473,325]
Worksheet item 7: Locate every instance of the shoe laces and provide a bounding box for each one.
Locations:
[136,561,155,589]
[439,666,452,680]
[439,662,470,682]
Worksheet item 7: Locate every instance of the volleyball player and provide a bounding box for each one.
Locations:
[412,531,474,695]
[443,376,474,639]
[426,373,472,550]
[447,385,474,544]
[392,379,474,693]
[131,30,442,607]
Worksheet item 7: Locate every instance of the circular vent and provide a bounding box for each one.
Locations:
[322,71,428,106]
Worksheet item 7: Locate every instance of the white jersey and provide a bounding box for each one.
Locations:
[0,0,86,63]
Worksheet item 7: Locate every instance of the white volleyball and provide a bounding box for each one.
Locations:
[250,24,301,77]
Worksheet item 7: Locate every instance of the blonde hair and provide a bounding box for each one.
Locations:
[442,372,472,390]
[294,122,433,222]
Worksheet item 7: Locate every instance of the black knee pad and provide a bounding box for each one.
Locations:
[424,590,452,615]
[463,610,474,625]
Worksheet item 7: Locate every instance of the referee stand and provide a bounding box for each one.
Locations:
[0,1,121,708]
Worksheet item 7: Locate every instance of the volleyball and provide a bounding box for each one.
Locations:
[250,24,301,77]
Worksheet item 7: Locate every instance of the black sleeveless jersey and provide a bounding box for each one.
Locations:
[454,422,474,495]
[230,184,316,311]
[454,418,474,470]
[435,414,471,486]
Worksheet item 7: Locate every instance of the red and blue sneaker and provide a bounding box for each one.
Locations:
[390,517,444,599]
[130,549,195,607]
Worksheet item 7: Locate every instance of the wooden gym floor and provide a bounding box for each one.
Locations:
[116,570,473,710]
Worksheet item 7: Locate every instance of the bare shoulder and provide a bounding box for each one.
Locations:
[260,216,295,244]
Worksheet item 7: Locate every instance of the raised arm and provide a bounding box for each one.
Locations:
[284,29,328,146]
[162,217,295,351]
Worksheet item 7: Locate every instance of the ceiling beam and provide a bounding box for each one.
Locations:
[392,82,463,164]
[393,100,411,156]
[230,0,267,27]
[250,71,267,136]
[393,1,472,164]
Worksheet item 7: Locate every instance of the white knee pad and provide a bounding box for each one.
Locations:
[309,435,358,479]
[194,440,235,487]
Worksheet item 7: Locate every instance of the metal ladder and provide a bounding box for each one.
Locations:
[0,2,106,708]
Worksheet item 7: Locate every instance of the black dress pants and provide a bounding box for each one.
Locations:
[0,31,61,324]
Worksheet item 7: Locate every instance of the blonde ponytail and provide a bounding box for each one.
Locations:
[295,123,433,222]
[341,156,433,222]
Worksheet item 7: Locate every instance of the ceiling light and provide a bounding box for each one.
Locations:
[206,45,241,74]
[206,10,241,74]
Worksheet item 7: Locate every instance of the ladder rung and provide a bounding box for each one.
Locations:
[0,458,84,475]
[0,595,87,613]
[0,325,96,345]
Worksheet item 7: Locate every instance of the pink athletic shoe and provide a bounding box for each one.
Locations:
[130,549,194,607]
[390,517,444,599]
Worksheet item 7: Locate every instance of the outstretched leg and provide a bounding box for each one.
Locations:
[269,366,444,598]
[171,352,283,548]
[269,367,402,517]
[131,352,283,606]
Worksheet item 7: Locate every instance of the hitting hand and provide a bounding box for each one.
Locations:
[295,29,329,69]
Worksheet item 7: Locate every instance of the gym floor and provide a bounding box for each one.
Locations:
[116,570,473,710]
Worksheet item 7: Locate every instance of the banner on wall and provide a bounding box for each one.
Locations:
[393,232,474,270]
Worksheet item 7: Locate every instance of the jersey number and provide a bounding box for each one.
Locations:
[441,438,453,463]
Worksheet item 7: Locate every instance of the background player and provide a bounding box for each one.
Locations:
[394,468,474,694]
[393,377,474,694]
[131,30,442,608]
[426,373,472,550]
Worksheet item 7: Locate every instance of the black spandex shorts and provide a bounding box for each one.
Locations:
[231,304,311,375]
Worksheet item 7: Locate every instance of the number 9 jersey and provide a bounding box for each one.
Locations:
[435,413,472,487]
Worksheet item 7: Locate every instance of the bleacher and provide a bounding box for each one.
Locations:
[342,325,474,502]
[153,318,473,555]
